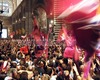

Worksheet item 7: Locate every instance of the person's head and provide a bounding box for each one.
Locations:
[20,72,28,80]
[34,70,39,76]
[64,70,69,77]
[56,75,64,80]
[46,68,52,76]
[61,63,67,70]
[11,68,18,79]
[6,70,13,77]
[68,58,73,66]
[28,66,33,71]
[11,62,17,68]
[10,54,16,61]
[16,65,21,70]
[20,58,25,65]
[38,60,45,68]
[38,61,44,67]
[25,55,30,61]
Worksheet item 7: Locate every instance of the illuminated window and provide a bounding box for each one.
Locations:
[1,29,7,38]
[0,2,9,13]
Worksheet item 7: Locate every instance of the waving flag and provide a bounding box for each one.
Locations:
[32,16,50,58]
[77,24,100,30]
[57,26,66,42]
[70,4,100,24]
[74,46,80,61]
[57,25,71,45]
[71,14,100,24]
[32,16,43,45]
[56,0,82,16]
[83,60,91,79]
[63,47,75,58]
[58,0,99,23]
[73,5,100,30]
[20,46,29,54]
[57,0,100,62]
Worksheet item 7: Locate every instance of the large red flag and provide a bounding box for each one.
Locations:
[63,43,80,60]
[32,16,42,45]
[74,5,100,30]
[71,4,100,24]
[74,46,80,61]
[57,0,100,62]
[57,26,66,43]
[35,32,49,58]
[43,27,53,58]
[57,25,71,45]
[57,26,76,47]
[63,47,75,58]
[58,0,99,23]
[32,32,42,45]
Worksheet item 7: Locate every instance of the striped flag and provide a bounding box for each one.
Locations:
[58,0,99,23]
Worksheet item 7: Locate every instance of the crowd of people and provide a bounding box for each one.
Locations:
[0,39,100,80]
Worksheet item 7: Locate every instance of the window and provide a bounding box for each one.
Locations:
[1,29,7,38]
[0,2,9,13]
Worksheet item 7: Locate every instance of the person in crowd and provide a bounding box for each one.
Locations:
[0,39,100,80]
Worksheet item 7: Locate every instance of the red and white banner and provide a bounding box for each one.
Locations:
[58,0,99,23]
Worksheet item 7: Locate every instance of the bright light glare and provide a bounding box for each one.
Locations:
[1,29,7,38]
[50,20,54,24]
[90,14,100,23]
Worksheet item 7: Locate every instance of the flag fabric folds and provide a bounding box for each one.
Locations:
[57,26,77,59]
[43,33,49,58]
[57,0,100,62]
[32,16,42,45]
[74,46,80,61]
[34,32,49,58]
[63,45,80,61]
[83,60,91,79]
[63,47,75,59]
[58,0,99,23]
[57,26,66,42]
[20,46,29,54]
[57,26,76,47]
[32,16,50,58]
[71,4,100,24]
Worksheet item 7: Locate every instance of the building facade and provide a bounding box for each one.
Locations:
[11,0,54,39]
